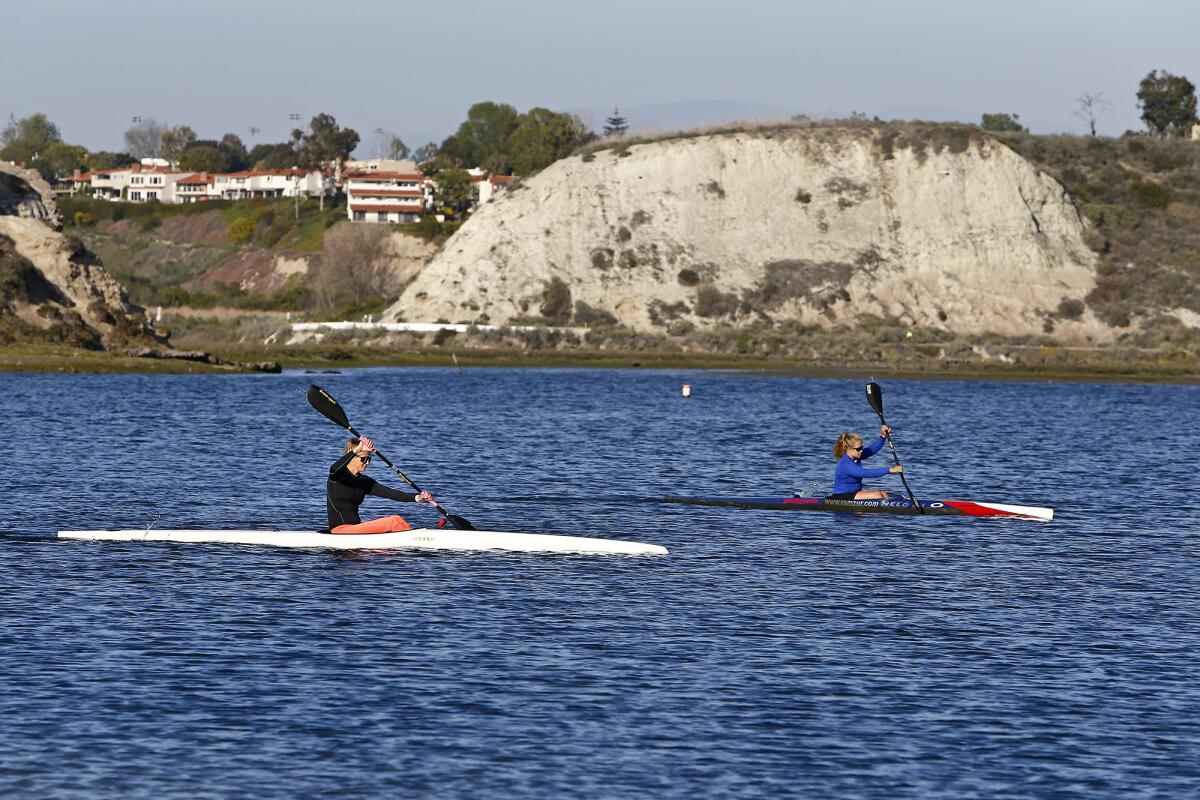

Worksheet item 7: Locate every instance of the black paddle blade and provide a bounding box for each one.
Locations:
[865,382,885,419]
[445,513,477,532]
[307,384,351,430]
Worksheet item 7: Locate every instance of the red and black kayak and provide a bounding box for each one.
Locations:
[664,495,1054,520]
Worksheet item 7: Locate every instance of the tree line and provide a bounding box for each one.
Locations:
[0,112,362,182]
[980,69,1198,138]
[0,101,599,185]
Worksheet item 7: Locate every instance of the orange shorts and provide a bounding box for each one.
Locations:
[331,515,413,534]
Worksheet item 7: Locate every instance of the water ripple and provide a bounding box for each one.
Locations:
[1,370,1198,798]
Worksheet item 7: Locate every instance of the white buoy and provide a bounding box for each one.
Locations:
[682,383,692,398]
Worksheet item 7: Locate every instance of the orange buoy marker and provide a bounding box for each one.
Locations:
[682,383,692,398]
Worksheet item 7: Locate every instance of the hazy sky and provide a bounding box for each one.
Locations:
[4,0,1197,154]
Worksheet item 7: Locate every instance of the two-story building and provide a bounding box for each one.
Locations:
[175,172,215,203]
[158,168,325,203]
[344,171,429,223]
[90,163,191,202]
[51,169,92,197]
[476,173,515,205]
[212,169,324,200]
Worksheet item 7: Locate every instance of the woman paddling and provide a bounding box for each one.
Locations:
[327,436,433,533]
[828,426,904,500]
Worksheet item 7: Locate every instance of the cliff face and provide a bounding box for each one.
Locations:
[0,163,60,224]
[383,127,1106,341]
[0,163,153,348]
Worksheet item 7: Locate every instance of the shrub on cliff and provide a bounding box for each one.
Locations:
[540,277,572,323]
[228,217,255,244]
[981,113,1028,133]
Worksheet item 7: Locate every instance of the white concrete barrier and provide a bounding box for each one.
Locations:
[291,321,590,336]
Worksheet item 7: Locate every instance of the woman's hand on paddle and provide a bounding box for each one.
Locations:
[880,423,891,439]
[355,437,376,456]
[889,465,904,474]
[415,490,434,505]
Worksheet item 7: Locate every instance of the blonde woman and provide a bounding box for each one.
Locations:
[829,426,904,500]
[327,436,433,533]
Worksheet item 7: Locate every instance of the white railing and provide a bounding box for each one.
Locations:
[292,321,590,336]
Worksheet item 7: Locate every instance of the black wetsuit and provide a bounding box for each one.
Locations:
[327,451,416,529]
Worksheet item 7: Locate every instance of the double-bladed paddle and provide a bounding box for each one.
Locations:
[865,382,923,514]
[306,384,477,531]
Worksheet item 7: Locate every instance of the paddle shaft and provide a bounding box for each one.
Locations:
[872,416,922,513]
[307,384,476,530]
[865,383,923,513]
[344,425,474,529]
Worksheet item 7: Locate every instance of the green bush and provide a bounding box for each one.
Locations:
[404,216,460,241]
[573,300,616,327]
[228,217,255,244]
[540,277,572,323]
[1131,180,1172,209]
[694,284,738,317]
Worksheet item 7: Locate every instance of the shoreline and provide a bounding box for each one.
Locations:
[3,344,1198,383]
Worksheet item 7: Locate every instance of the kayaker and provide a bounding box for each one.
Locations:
[327,436,434,533]
[828,426,904,500]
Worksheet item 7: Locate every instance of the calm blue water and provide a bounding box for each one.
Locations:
[1,368,1198,798]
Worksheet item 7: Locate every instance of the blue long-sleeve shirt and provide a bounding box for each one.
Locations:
[831,437,893,495]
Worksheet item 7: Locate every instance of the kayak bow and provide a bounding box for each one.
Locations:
[665,495,1053,521]
[58,528,669,555]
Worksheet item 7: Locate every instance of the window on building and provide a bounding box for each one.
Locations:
[353,210,366,222]
[378,212,389,223]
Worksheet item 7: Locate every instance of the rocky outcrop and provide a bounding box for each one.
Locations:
[0,162,61,226]
[0,163,155,348]
[383,126,1107,341]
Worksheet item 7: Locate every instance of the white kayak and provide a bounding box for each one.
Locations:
[57,528,669,556]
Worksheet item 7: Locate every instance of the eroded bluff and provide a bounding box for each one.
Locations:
[0,162,154,349]
[384,127,1105,341]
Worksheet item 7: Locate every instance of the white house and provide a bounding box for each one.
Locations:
[345,171,428,223]
[90,163,191,202]
[160,168,325,203]
[210,169,323,201]
[477,173,515,205]
[51,169,92,197]
[175,172,215,203]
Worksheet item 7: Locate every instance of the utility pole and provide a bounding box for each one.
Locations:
[290,113,301,220]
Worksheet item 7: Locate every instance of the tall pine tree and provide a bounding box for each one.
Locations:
[603,106,628,136]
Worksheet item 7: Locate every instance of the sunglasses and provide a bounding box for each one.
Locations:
[847,444,863,451]
[357,454,373,464]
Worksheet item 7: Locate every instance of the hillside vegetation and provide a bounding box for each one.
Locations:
[571,119,1200,350]
[48,122,1200,369]
[997,132,1200,343]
